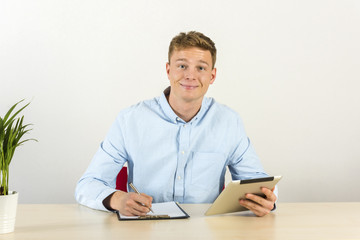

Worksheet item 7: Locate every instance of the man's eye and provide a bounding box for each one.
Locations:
[199,66,205,71]
[179,65,186,69]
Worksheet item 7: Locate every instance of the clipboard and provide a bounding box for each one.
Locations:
[205,176,282,216]
[116,201,190,220]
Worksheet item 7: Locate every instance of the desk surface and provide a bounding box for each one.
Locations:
[2,202,360,240]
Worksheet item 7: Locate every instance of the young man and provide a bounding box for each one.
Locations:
[75,31,277,217]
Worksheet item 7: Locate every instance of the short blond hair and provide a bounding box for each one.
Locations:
[168,31,217,69]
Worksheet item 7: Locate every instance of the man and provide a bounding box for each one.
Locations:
[75,31,277,217]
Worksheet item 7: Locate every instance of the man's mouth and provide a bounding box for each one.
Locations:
[180,84,198,90]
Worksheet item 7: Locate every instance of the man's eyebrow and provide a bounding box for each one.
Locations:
[198,60,210,66]
[175,58,188,62]
[175,59,210,66]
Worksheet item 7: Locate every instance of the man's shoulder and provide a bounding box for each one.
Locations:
[116,97,161,118]
[207,97,241,119]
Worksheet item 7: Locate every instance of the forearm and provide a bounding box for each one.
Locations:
[75,177,117,211]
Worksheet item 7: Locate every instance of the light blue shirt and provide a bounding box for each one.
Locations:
[75,88,269,211]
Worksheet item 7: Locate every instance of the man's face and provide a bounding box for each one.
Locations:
[166,47,216,105]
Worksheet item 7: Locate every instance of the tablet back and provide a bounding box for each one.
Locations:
[205,176,282,216]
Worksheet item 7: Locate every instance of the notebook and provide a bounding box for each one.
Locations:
[116,201,190,220]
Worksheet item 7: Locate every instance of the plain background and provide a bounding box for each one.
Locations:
[1,0,359,204]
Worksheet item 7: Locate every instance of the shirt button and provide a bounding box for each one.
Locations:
[181,151,185,154]
[183,125,186,128]
[177,176,181,180]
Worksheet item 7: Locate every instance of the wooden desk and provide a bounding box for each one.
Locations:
[2,203,360,240]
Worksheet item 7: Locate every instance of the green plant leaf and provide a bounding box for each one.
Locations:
[3,100,30,129]
[1,100,37,195]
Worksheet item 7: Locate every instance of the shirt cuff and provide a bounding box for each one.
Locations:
[97,188,118,211]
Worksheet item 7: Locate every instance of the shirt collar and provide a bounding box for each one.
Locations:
[159,86,212,124]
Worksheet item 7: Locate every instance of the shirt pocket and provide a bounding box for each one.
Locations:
[190,152,226,190]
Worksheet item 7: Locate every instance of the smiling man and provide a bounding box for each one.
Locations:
[166,46,216,122]
[75,31,277,217]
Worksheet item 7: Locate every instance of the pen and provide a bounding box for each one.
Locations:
[129,182,154,213]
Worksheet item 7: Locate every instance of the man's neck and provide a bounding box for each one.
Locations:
[167,94,202,122]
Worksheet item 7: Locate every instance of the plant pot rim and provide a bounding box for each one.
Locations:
[0,191,18,196]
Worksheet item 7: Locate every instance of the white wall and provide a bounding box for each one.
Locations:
[1,0,359,203]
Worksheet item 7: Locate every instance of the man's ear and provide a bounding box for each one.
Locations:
[166,62,171,78]
[210,68,217,84]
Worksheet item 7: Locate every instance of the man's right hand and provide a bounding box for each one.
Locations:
[103,191,153,216]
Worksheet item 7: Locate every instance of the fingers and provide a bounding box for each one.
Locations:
[262,187,277,202]
[238,187,276,217]
[139,193,153,209]
[239,199,271,217]
[131,193,153,208]
[125,193,153,215]
[123,203,147,216]
[124,199,150,216]
[114,191,153,216]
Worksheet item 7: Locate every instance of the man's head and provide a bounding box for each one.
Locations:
[166,31,217,114]
[168,31,217,69]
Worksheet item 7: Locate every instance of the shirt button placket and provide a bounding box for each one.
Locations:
[174,122,190,203]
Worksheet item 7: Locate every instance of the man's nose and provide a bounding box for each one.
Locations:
[185,67,196,80]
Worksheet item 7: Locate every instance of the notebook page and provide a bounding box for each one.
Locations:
[119,202,186,219]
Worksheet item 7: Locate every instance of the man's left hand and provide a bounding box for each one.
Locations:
[239,187,276,217]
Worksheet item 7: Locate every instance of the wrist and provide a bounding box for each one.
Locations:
[103,191,126,211]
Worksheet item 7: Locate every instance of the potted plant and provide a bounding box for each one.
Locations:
[0,100,37,234]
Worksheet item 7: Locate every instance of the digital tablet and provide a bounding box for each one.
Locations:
[205,176,282,216]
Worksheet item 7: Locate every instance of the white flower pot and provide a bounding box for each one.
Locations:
[0,191,18,234]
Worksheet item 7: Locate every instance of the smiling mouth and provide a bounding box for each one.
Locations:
[180,84,198,90]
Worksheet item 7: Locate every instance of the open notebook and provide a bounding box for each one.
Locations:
[116,201,190,220]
